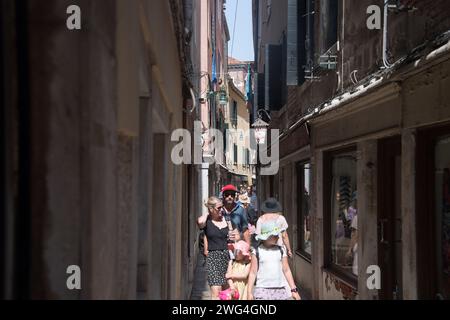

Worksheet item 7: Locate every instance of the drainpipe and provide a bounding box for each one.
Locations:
[382,0,393,69]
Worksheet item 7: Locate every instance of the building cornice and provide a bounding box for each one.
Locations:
[311,81,402,127]
[228,79,246,102]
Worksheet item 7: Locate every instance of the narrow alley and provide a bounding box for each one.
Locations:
[2,0,450,301]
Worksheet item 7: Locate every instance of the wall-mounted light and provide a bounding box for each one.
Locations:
[252,118,270,145]
[218,87,228,106]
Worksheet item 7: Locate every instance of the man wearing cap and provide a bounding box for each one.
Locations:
[221,184,251,245]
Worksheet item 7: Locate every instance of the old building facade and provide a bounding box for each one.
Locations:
[221,71,254,187]
[1,0,205,299]
[253,0,450,300]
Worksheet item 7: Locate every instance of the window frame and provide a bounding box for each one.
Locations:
[323,146,358,287]
[417,123,450,299]
[296,160,313,262]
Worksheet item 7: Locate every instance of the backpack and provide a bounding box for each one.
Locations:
[254,245,284,269]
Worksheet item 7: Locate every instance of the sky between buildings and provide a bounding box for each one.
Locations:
[225,0,255,62]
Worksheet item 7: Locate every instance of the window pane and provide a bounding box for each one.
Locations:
[330,151,358,277]
[435,135,450,298]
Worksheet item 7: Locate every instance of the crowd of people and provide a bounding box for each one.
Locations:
[197,184,300,300]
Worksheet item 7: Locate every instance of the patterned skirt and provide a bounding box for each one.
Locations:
[254,287,291,300]
[206,250,230,286]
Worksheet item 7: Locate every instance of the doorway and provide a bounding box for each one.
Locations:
[417,124,450,299]
[378,136,403,300]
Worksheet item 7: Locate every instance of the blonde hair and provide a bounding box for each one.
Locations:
[204,196,222,212]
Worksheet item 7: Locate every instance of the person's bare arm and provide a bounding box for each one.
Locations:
[197,211,209,229]
[282,257,301,300]
[282,231,293,257]
[229,263,251,281]
[247,255,258,300]
[226,260,234,289]
[203,235,209,256]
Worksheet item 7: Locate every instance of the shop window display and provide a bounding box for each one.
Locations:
[330,151,358,277]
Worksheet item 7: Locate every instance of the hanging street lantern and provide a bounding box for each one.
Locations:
[252,117,270,145]
[251,114,270,217]
[218,86,228,106]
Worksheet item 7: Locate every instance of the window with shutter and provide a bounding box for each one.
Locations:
[223,123,229,156]
[281,33,287,107]
[287,0,314,85]
[319,0,338,70]
[230,100,238,127]
[255,72,265,111]
[247,149,250,167]
[287,0,301,86]
[305,0,316,73]
[265,44,282,111]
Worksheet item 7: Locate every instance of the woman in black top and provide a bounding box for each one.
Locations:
[197,196,230,299]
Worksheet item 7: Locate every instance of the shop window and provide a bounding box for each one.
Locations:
[297,162,313,260]
[325,149,358,281]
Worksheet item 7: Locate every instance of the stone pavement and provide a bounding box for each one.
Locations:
[190,253,211,300]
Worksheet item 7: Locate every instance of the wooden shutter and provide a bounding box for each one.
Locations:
[287,0,299,86]
[255,72,265,110]
[306,0,315,70]
[265,44,282,111]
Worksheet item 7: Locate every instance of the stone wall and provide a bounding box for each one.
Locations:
[21,0,196,300]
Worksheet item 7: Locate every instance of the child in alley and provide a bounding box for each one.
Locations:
[225,240,251,300]
[247,221,301,300]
